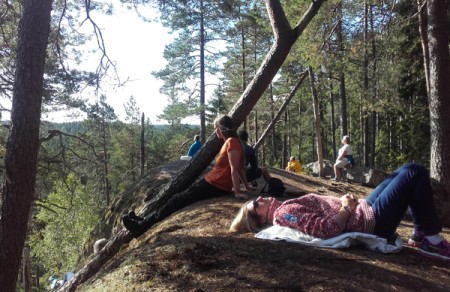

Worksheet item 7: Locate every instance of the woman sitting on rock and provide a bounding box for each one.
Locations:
[123,114,254,238]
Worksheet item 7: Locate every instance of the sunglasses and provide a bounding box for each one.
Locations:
[251,199,259,216]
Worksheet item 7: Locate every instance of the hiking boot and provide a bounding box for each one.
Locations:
[122,214,146,238]
[419,238,450,261]
[407,232,424,248]
[128,210,144,221]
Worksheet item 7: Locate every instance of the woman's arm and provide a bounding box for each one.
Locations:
[228,148,248,198]
[238,166,255,191]
[337,144,350,160]
[337,150,347,160]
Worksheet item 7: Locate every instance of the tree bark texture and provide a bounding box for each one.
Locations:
[427,0,450,195]
[253,70,308,151]
[199,0,206,144]
[61,1,326,290]
[336,2,348,137]
[140,113,145,176]
[417,0,430,96]
[23,247,31,292]
[0,1,52,291]
[309,66,324,177]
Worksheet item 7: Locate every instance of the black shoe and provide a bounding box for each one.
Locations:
[122,215,146,238]
[128,210,144,221]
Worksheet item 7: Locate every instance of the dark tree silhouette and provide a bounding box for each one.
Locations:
[0,1,52,291]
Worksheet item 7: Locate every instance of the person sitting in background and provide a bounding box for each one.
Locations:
[93,238,108,254]
[48,275,63,291]
[230,163,450,261]
[123,115,256,238]
[187,134,202,157]
[48,272,74,291]
[333,135,354,181]
[238,130,271,186]
[285,156,302,173]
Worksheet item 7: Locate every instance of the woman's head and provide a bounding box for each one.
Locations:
[229,196,273,233]
[342,135,350,144]
[214,115,237,139]
[229,200,262,233]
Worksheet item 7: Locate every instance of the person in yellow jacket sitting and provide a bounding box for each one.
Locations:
[286,156,302,173]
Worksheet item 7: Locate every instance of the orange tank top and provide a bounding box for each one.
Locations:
[205,137,242,192]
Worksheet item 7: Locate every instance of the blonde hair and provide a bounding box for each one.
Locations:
[229,200,263,233]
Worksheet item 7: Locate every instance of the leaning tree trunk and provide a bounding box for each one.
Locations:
[0,1,52,291]
[60,1,327,290]
[253,70,308,151]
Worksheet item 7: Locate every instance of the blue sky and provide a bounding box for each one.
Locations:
[43,2,175,124]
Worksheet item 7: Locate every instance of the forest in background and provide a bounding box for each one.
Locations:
[0,0,448,291]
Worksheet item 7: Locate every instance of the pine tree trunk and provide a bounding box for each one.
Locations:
[362,1,370,167]
[241,23,248,131]
[0,1,52,291]
[140,113,145,176]
[328,72,337,160]
[309,67,324,177]
[427,0,450,195]
[199,0,206,143]
[22,247,31,292]
[297,94,303,162]
[336,2,348,137]
[417,0,430,96]
[282,110,289,168]
[101,120,110,206]
[369,5,377,167]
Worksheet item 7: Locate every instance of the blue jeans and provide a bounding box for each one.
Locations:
[366,163,442,239]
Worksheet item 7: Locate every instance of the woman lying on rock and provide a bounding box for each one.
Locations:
[230,162,450,261]
[123,114,254,238]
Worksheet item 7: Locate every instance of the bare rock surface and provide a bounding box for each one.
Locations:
[72,162,450,292]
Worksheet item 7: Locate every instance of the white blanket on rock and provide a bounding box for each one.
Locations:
[255,225,403,254]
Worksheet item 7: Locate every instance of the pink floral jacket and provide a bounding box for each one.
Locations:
[269,194,375,239]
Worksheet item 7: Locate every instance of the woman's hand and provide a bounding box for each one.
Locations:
[234,192,249,199]
[340,193,359,213]
[234,185,256,199]
[245,185,257,192]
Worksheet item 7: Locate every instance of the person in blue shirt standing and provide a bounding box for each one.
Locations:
[187,134,202,157]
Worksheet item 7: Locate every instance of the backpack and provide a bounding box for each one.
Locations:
[267,178,286,197]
